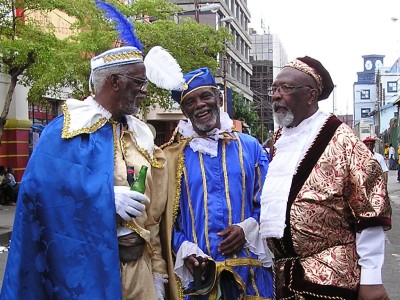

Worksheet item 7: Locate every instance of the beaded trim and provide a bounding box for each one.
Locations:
[102,52,143,63]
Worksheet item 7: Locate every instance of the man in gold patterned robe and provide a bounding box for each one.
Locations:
[260,56,392,300]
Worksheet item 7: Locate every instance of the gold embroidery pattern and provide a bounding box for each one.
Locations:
[110,120,118,161]
[61,103,108,139]
[183,165,198,244]
[222,142,232,226]
[199,152,211,254]
[102,52,143,63]
[285,59,323,94]
[175,275,184,300]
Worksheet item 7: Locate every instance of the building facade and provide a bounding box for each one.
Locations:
[353,54,400,138]
[147,0,254,144]
[249,30,287,141]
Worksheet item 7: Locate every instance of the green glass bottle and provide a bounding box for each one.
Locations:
[130,165,147,194]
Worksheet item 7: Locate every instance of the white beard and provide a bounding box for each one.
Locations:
[273,109,294,127]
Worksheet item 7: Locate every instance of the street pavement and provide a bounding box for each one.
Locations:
[0,171,400,298]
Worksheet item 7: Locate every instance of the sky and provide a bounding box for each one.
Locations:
[247,0,400,115]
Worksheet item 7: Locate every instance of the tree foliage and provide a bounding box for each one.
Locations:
[0,0,231,138]
[231,89,260,138]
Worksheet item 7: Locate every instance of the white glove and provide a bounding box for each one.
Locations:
[114,186,149,221]
[153,273,168,300]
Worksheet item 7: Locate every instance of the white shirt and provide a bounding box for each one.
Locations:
[389,146,395,157]
[374,152,389,173]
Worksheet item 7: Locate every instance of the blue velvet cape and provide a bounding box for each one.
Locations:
[0,115,122,299]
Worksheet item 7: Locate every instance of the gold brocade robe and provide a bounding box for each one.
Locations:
[269,118,392,299]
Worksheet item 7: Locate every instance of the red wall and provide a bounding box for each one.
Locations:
[0,128,30,183]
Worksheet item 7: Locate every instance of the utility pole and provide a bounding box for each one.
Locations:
[223,51,228,113]
[376,70,382,137]
[194,0,200,23]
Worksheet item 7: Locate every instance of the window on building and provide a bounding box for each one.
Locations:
[360,90,370,99]
[361,108,371,118]
[387,81,398,93]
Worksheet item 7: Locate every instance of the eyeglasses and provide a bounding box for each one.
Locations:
[119,74,149,91]
[267,84,310,96]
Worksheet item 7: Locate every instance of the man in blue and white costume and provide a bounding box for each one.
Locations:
[161,68,273,300]
[0,45,169,299]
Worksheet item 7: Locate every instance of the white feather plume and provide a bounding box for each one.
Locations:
[144,46,185,91]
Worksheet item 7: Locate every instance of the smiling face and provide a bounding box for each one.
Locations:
[271,67,319,127]
[180,87,222,136]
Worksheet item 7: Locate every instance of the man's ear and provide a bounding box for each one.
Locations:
[218,93,223,107]
[109,74,119,91]
[308,89,319,105]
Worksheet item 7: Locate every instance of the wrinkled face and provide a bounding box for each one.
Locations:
[270,68,319,127]
[114,62,147,119]
[180,87,222,136]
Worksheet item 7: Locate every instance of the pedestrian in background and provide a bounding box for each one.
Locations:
[389,143,396,170]
[384,143,390,167]
[260,55,392,299]
[397,145,400,182]
[161,67,274,300]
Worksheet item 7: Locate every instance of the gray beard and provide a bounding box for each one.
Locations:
[121,102,139,116]
[273,109,294,127]
[192,108,218,132]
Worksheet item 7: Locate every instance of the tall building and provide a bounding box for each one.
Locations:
[249,29,287,141]
[166,0,253,102]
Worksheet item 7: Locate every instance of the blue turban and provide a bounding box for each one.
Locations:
[171,67,219,103]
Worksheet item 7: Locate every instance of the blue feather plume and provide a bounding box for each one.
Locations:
[95,0,143,51]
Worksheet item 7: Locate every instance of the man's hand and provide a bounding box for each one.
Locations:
[217,225,245,256]
[184,254,207,276]
[358,284,390,300]
[114,186,148,221]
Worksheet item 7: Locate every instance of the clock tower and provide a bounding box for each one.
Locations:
[363,55,385,72]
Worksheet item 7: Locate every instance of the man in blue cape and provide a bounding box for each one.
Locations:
[0,44,169,299]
